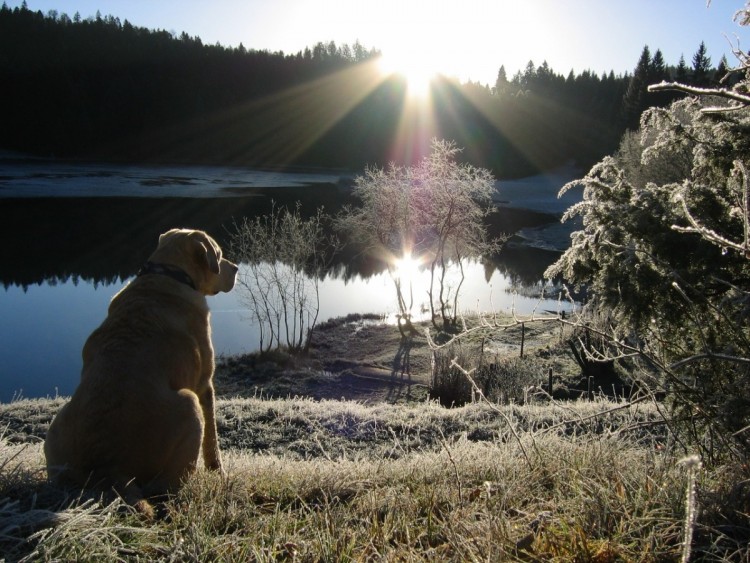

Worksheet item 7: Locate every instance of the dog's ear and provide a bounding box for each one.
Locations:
[198,240,221,274]
[158,228,181,247]
[156,229,185,248]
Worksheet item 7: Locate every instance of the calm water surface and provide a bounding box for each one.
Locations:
[0,262,569,402]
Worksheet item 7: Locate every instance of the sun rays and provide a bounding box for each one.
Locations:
[162,37,497,173]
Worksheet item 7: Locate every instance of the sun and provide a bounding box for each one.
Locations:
[367,1,518,94]
[377,50,438,98]
[393,251,423,282]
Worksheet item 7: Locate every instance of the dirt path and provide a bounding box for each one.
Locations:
[216,317,434,403]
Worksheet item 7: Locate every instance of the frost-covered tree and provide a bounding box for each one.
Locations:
[545,5,750,459]
[417,141,501,330]
[338,139,499,334]
[546,97,750,331]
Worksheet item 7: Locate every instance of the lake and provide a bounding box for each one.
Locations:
[0,159,580,402]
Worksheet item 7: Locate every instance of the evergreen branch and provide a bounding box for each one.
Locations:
[671,162,750,258]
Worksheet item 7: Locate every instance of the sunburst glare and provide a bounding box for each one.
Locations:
[378,52,437,98]
[393,251,423,283]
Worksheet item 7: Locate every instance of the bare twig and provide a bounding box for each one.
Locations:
[438,431,463,503]
[536,395,650,436]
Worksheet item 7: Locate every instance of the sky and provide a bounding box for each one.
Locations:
[6,0,747,85]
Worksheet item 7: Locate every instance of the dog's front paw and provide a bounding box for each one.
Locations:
[206,461,226,478]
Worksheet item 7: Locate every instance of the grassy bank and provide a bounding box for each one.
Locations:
[1,395,748,561]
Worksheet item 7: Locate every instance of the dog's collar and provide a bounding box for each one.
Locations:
[136,262,197,291]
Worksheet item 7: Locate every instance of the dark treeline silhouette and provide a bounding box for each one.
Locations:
[1,3,726,177]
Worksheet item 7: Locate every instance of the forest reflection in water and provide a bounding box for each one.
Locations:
[0,191,567,401]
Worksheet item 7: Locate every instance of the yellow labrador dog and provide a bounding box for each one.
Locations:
[44,228,237,518]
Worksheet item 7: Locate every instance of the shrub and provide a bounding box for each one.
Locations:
[429,344,475,406]
[429,344,540,406]
[478,357,542,404]
[543,13,750,462]
[229,203,338,353]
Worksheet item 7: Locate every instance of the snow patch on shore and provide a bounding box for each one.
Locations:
[495,163,583,251]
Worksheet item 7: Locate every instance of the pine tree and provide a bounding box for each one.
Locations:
[675,54,689,83]
[547,3,750,460]
[494,65,509,97]
[649,49,673,107]
[649,49,667,83]
[691,41,711,86]
[621,45,651,129]
[714,54,729,85]
[521,60,536,90]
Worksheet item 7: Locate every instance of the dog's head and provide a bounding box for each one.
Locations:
[149,229,238,295]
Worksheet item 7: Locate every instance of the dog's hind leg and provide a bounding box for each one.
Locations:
[106,387,204,517]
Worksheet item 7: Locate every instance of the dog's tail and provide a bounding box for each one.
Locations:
[119,481,156,521]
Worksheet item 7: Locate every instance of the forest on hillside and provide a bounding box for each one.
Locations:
[0,2,727,177]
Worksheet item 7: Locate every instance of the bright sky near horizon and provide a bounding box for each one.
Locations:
[6,0,746,85]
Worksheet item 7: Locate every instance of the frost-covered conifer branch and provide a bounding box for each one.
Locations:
[672,161,750,258]
[648,7,750,115]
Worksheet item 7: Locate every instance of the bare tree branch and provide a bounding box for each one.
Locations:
[648,81,750,113]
